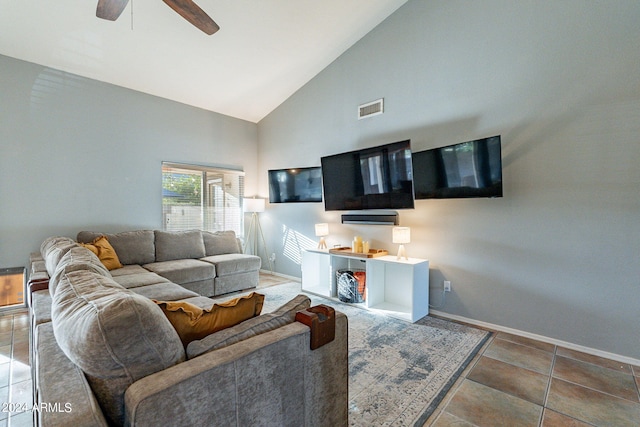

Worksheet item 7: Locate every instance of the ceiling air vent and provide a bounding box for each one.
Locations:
[358,98,384,120]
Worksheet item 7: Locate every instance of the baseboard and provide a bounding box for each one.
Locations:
[429,309,640,366]
[259,269,300,282]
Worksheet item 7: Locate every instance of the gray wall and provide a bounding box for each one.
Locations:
[258,1,640,359]
[0,54,258,270]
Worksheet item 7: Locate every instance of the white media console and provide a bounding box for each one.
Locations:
[301,249,429,322]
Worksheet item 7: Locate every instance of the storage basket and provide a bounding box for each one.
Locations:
[336,269,366,303]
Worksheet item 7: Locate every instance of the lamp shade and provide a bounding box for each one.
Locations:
[243,198,265,213]
[392,227,411,244]
[315,223,329,237]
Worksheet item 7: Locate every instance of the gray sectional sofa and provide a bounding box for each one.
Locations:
[28,233,349,427]
[76,229,261,297]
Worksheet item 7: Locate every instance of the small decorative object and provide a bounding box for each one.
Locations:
[392,227,410,260]
[353,235,363,253]
[315,223,329,249]
[363,240,370,254]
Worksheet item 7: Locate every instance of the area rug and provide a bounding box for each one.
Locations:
[217,281,491,427]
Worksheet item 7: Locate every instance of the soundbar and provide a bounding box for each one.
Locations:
[341,213,399,226]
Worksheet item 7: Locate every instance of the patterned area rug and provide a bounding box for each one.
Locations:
[219,282,491,427]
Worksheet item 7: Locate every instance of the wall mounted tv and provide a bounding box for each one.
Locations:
[412,135,502,199]
[268,167,323,203]
[321,140,414,211]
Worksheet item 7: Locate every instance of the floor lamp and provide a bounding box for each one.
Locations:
[244,198,273,273]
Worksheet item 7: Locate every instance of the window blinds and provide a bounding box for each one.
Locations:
[162,162,245,237]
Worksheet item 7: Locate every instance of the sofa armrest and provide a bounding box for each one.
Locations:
[29,252,50,306]
[28,277,49,291]
[27,276,49,307]
[125,312,348,427]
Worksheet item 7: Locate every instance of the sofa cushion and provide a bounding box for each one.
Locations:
[201,253,261,276]
[77,230,155,265]
[129,282,200,301]
[40,236,78,276]
[187,294,310,358]
[154,230,206,262]
[110,264,149,277]
[52,270,185,426]
[31,290,53,326]
[34,323,110,427]
[178,279,215,297]
[154,292,265,346]
[143,259,215,285]
[31,259,47,275]
[112,272,170,289]
[49,247,111,297]
[202,230,241,256]
[79,235,123,270]
[214,271,259,295]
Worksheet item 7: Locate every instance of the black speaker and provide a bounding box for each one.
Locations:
[340,213,399,225]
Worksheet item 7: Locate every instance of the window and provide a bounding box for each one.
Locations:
[162,162,245,237]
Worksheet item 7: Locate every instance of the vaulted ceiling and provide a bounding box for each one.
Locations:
[0,0,407,122]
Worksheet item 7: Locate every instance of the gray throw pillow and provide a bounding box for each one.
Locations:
[154,230,205,261]
[202,230,241,256]
[77,230,156,265]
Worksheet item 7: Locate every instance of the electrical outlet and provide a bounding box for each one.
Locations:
[269,253,276,262]
[444,281,451,292]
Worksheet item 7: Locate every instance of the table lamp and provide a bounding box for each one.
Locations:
[392,227,410,260]
[315,223,329,249]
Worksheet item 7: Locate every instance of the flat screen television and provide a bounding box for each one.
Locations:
[412,135,502,199]
[321,140,414,211]
[268,167,323,203]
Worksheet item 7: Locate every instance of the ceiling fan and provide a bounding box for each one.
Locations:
[96,0,220,35]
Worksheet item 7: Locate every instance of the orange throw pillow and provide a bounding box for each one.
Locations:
[154,292,265,346]
[79,235,123,270]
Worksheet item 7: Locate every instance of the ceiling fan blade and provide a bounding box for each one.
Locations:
[162,0,220,35]
[96,0,129,21]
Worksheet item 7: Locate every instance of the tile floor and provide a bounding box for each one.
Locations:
[0,309,33,427]
[426,330,640,426]
[4,273,640,427]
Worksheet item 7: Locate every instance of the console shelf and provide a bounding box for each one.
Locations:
[301,249,429,322]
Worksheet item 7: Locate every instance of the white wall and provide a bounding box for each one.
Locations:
[0,55,258,270]
[257,1,640,359]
